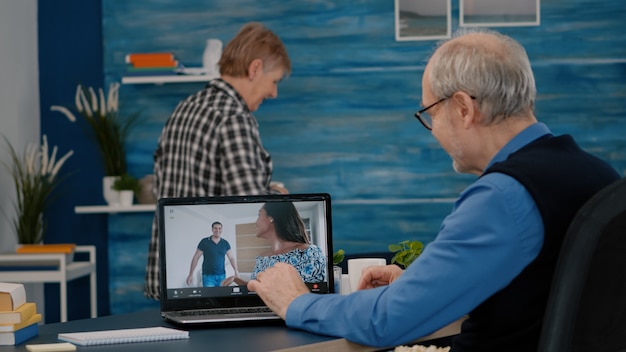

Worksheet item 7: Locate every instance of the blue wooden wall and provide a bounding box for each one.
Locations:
[97,0,626,314]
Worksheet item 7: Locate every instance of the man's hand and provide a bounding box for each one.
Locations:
[270,184,289,194]
[357,264,404,290]
[247,263,310,319]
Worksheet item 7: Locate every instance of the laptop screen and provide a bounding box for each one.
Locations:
[158,193,334,312]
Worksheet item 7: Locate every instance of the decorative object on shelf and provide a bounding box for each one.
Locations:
[124,52,181,77]
[50,82,141,205]
[50,82,141,177]
[137,174,157,204]
[1,135,73,244]
[112,173,140,207]
[389,239,424,269]
[202,38,222,77]
[102,175,120,206]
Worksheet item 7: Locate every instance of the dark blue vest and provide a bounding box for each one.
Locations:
[451,134,620,352]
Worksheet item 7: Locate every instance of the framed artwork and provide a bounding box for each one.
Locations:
[460,0,540,27]
[395,0,451,41]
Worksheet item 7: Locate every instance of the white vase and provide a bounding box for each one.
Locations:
[118,190,134,207]
[103,176,121,206]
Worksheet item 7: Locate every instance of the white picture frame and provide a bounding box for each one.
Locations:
[460,0,540,27]
[395,0,451,41]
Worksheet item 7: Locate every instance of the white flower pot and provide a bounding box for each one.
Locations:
[103,176,120,206]
[118,190,134,207]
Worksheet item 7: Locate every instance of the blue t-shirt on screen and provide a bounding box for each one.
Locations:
[198,236,231,275]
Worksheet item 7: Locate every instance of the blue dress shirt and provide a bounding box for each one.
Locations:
[285,123,552,347]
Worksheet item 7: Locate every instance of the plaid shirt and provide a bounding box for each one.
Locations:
[144,79,274,299]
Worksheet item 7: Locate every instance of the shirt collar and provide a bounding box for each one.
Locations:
[207,78,250,113]
[485,122,552,170]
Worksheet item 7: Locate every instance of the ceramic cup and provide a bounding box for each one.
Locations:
[347,258,387,293]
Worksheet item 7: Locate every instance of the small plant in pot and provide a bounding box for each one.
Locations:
[389,240,424,269]
[333,249,345,266]
[112,173,140,206]
[332,249,346,294]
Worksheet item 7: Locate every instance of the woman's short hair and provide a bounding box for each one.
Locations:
[428,28,536,125]
[219,22,291,78]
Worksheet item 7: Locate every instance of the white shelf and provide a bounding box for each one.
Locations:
[0,246,97,322]
[75,204,156,214]
[121,73,217,85]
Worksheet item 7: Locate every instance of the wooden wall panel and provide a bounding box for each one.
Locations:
[102,0,626,314]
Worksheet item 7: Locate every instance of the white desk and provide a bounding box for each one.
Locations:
[0,245,97,322]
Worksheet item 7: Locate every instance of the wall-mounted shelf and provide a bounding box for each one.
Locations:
[75,204,156,214]
[121,70,218,85]
[121,75,209,85]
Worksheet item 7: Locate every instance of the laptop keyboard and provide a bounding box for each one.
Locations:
[178,307,274,316]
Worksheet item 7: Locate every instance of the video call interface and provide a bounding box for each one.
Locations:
[162,199,330,300]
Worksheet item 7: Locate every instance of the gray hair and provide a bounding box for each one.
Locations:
[428,28,536,125]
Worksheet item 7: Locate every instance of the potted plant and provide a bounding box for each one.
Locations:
[2,135,73,244]
[50,82,141,205]
[389,240,424,269]
[112,173,140,207]
[332,249,346,293]
[333,248,346,266]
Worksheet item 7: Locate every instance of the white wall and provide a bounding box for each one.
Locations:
[0,1,39,253]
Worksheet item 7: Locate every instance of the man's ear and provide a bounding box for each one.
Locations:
[451,92,476,129]
[247,59,263,81]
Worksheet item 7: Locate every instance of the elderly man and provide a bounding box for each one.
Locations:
[247,28,620,351]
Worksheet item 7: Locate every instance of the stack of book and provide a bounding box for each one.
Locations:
[125,52,182,77]
[0,283,41,345]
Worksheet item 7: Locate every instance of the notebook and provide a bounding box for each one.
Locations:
[158,193,334,325]
[57,327,189,346]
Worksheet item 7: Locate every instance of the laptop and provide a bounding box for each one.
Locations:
[158,193,334,325]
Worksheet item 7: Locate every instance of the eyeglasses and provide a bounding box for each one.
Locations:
[414,96,477,131]
[414,98,448,131]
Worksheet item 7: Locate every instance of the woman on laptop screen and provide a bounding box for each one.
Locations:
[221,201,327,286]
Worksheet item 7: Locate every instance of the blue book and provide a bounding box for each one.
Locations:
[124,69,179,77]
[0,322,39,345]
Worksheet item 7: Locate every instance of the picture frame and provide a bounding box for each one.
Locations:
[395,0,451,41]
[460,0,540,27]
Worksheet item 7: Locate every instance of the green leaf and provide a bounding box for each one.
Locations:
[388,239,424,269]
[333,249,345,265]
[388,244,402,252]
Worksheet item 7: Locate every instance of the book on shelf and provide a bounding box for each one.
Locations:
[0,322,38,346]
[0,283,26,311]
[126,66,182,72]
[124,70,180,77]
[125,52,175,63]
[0,302,37,324]
[15,244,76,254]
[125,52,180,68]
[130,59,179,68]
[0,313,42,332]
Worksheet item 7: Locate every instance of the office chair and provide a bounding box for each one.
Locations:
[538,177,626,352]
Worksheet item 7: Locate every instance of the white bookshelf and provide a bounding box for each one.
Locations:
[0,246,97,322]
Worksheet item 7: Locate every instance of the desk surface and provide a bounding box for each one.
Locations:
[9,309,461,351]
[7,309,356,352]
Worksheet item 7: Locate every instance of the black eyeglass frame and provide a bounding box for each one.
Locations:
[414,96,477,131]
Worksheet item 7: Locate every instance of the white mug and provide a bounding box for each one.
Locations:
[347,258,387,293]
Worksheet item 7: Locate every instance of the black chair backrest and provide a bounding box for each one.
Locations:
[539,177,626,352]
